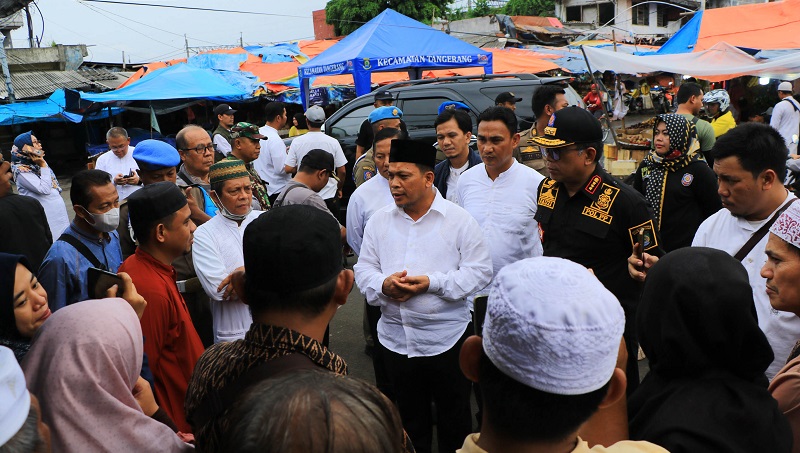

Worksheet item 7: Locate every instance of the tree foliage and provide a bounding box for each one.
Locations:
[326,0,452,36]
[503,0,556,16]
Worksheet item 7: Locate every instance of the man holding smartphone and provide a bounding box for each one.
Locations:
[94,127,141,200]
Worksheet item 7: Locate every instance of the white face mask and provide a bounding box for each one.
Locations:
[211,191,252,222]
[83,207,120,233]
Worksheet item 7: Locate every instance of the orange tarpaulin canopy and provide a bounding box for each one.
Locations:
[694,0,800,51]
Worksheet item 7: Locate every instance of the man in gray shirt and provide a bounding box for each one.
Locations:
[274,149,346,243]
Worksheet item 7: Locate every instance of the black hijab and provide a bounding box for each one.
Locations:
[628,247,792,452]
[0,252,33,361]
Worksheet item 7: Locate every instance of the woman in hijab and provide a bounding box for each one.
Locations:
[628,247,792,452]
[632,114,721,252]
[0,253,50,362]
[11,131,70,239]
[22,298,193,452]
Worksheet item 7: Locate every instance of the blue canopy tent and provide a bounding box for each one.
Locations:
[655,12,704,55]
[0,89,121,126]
[79,63,252,105]
[297,9,493,107]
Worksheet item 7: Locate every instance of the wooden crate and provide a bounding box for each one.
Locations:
[604,144,618,160]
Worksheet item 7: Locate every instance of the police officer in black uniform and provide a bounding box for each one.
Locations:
[532,106,662,390]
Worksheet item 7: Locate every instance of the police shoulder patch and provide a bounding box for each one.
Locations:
[628,219,659,251]
[681,173,694,186]
[363,169,375,181]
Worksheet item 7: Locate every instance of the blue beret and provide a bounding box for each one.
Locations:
[13,131,33,150]
[132,139,180,171]
[368,106,403,124]
[438,101,471,115]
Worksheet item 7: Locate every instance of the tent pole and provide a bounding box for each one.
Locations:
[579,46,620,151]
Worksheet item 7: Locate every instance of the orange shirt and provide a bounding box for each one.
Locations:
[119,248,205,433]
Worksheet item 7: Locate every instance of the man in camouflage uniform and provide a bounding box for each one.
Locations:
[228,122,271,210]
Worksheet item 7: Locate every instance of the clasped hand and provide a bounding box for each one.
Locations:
[382,270,430,302]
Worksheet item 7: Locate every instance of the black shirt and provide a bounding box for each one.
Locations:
[535,165,661,307]
[632,160,721,252]
[0,194,53,269]
[355,118,373,149]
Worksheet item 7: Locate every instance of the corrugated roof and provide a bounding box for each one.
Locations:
[0,68,127,100]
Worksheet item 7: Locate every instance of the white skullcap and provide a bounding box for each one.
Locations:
[483,257,625,395]
[771,202,800,249]
[0,346,31,446]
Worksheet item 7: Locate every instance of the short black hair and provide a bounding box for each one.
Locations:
[711,122,787,180]
[372,127,406,150]
[221,370,406,453]
[434,109,472,134]
[264,102,286,123]
[70,169,112,208]
[479,353,609,443]
[532,85,566,118]
[677,82,703,105]
[133,212,177,246]
[478,106,517,136]
[246,273,338,317]
[582,140,605,163]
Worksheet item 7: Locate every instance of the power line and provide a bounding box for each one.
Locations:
[79,1,228,47]
[81,0,310,19]
[77,0,185,52]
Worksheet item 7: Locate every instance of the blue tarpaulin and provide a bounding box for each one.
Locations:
[297,9,493,106]
[656,12,704,55]
[79,63,252,105]
[245,43,307,63]
[0,89,121,126]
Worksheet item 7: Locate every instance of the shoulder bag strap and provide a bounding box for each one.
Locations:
[272,184,302,208]
[188,352,315,430]
[57,233,106,270]
[734,198,798,261]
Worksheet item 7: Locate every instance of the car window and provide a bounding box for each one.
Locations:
[398,97,452,130]
[478,86,535,120]
[328,103,373,139]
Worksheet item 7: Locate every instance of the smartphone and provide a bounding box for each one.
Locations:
[125,169,135,178]
[87,267,123,299]
[473,295,488,337]
[636,227,646,271]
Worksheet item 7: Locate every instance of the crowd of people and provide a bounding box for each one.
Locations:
[2,79,800,453]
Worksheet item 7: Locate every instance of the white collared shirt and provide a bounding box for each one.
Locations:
[94,146,140,200]
[285,132,347,199]
[354,189,492,357]
[192,209,264,343]
[254,124,292,196]
[456,160,545,278]
[346,174,393,256]
[446,161,470,204]
[692,192,800,379]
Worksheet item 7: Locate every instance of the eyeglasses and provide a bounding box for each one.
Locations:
[181,143,217,155]
[540,146,584,161]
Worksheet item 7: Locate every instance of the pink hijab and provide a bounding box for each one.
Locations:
[21,298,193,452]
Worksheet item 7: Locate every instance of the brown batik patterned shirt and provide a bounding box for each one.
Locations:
[184,324,347,452]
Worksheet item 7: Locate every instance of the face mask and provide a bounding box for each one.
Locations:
[83,207,120,233]
[211,191,252,222]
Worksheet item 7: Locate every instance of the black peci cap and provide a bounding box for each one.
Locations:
[389,139,436,169]
[530,106,603,149]
[126,181,188,238]
[243,205,343,294]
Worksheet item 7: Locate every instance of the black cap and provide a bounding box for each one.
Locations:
[530,106,603,149]
[495,92,522,104]
[244,205,343,293]
[389,139,436,168]
[127,181,187,238]
[374,89,393,101]
[213,104,237,116]
[300,149,339,181]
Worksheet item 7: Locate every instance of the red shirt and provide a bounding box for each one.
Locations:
[119,248,205,433]
[583,91,603,112]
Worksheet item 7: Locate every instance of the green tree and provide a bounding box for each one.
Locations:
[504,0,556,16]
[326,0,452,36]
[469,0,501,18]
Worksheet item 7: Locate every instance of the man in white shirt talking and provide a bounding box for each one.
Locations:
[770,81,800,155]
[354,139,492,453]
[254,102,291,205]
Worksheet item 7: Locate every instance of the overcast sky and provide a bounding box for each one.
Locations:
[10,1,330,64]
